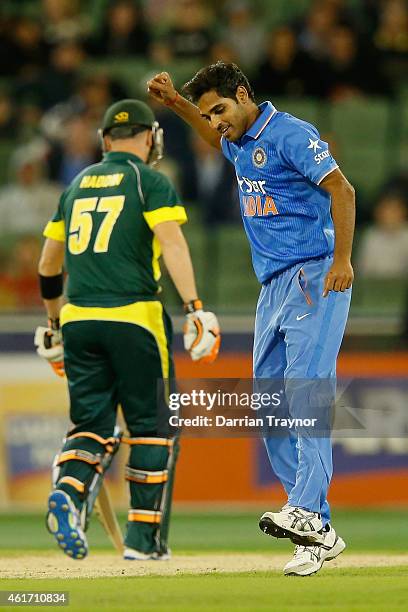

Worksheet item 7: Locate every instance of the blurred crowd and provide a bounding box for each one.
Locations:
[0,0,407,311]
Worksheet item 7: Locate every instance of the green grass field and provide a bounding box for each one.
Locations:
[3,569,408,612]
[0,510,407,611]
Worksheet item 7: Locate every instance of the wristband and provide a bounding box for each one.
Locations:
[39,273,63,300]
[164,92,180,107]
[184,299,203,314]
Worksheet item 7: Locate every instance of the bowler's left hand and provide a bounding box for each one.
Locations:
[322,259,353,297]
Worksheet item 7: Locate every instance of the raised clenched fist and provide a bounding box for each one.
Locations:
[147,72,178,106]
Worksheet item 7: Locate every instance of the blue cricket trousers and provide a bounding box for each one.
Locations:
[253,256,351,526]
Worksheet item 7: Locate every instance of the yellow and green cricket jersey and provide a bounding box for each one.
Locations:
[43,151,187,306]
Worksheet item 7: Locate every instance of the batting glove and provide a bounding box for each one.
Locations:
[183,300,221,363]
[34,318,65,377]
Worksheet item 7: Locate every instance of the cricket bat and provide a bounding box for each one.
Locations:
[94,480,124,554]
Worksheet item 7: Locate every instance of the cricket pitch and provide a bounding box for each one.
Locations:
[2,552,408,579]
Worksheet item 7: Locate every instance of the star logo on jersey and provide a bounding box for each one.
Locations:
[307,138,321,153]
[252,147,267,168]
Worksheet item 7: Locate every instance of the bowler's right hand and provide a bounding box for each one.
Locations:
[147,72,178,106]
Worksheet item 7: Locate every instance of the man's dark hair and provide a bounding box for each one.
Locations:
[104,125,148,140]
[182,62,255,104]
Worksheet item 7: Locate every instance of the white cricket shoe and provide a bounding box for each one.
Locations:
[123,547,171,561]
[151,550,171,561]
[259,505,324,545]
[123,548,154,561]
[284,525,346,576]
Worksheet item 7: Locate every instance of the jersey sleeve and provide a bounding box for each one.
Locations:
[278,120,338,185]
[143,171,187,230]
[43,192,66,242]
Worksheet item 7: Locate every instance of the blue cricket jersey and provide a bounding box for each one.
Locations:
[221,101,339,283]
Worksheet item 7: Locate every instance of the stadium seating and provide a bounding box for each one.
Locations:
[272,97,321,127]
[328,99,393,199]
[258,0,311,27]
[351,277,408,317]
[0,141,12,186]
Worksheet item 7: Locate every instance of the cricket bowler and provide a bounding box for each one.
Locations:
[148,62,354,576]
[34,99,220,561]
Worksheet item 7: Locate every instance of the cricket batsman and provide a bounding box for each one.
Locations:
[34,99,220,561]
[147,62,354,576]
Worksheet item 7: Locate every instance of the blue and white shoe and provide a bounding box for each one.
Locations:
[46,490,88,560]
[123,547,171,561]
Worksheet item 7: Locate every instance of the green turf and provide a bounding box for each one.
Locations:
[0,510,407,553]
[1,569,408,611]
[1,511,407,611]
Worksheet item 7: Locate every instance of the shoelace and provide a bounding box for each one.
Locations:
[294,544,321,559]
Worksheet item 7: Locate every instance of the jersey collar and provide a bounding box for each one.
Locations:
[103,151,143,164]
[244,101,277,140]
